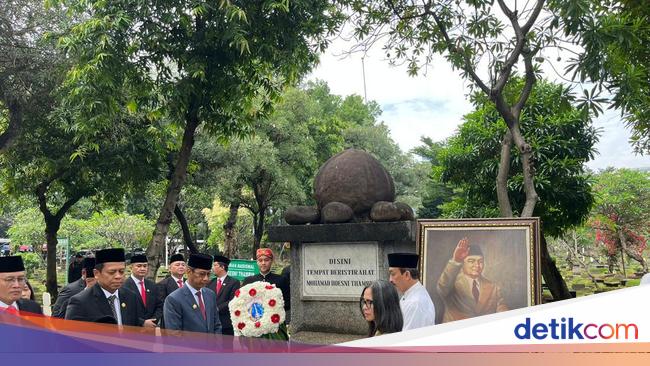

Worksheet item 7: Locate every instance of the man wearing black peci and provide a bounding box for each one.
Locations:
[122,254,163,328]
[52,257,96,318]
[207,255,240,335]
[65,248,144,326]
[0,256,42,315]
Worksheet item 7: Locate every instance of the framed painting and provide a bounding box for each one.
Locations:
[417,218,541,324]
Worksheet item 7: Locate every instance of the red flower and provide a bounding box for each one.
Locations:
[249,288,257,297]
[255,322,261,328]
[235,289,240,297]
[268,299,276,307]
[271,314,280,323]
[265,285,274,290]
[234,310,241,317]
[237,322,246,330]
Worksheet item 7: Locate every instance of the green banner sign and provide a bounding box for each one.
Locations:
[228,259,259,281]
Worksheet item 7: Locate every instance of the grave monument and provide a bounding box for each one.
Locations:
[268,149,416,344]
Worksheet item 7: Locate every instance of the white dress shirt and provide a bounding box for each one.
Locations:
[100,287,123,325]
[400,281,436,331]
[132,274,147,297]
[0,299,18,311]
[171,275,184,288]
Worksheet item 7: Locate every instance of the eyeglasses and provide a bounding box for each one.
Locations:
[359,298,374,308]
[2,277,26,286]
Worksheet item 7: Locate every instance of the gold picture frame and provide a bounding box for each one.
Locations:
[417,218,541,324]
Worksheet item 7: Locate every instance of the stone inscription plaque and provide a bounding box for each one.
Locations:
[302,242,379,300]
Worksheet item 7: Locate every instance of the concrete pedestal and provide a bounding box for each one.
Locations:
[269,221,416,344]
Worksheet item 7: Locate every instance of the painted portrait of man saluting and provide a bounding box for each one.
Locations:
[436,237,509,323]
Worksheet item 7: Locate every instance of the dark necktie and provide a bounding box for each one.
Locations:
[177,279,183,288]
[107,294,119,323]
[472,280,480,303]
[196,291,206,320]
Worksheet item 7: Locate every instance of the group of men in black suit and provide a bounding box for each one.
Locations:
[1,246,290,338]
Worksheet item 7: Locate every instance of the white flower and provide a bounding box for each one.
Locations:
[228,281,285,337]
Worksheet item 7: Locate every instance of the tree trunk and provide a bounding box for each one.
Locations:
[174,204,198,254]
[508,123,538,217]
[36,183,82,302]
[0,98,21,154]
[146,109,201,280]
[496,130,513,216]
[223,201,240,258]
[43,217,61,300]
[540,233,572,300]
[252,209,266,258]
[495,117,568,300]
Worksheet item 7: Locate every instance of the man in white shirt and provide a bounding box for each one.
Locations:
[388,253,435,330]
[0,256,42,315]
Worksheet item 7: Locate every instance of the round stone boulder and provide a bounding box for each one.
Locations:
[394,202,415,221]
[314,149,395,214]
[284,206,320,225]
[321,202,354,223]
[370,201,402,222]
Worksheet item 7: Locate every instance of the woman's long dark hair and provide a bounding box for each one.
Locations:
[24,280,35,301]
[359,280,403,337]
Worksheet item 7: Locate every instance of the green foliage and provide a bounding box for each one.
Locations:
[202,197,254,258]
[436,78,599,236]
[412,137,454,218]
[7,208,45,249]
[340,0,552,91]
[592,168,650,230]
[549,0,650,153]
[0,0,69,152]
[8,208,154,252]
[19,253,44,276]
[590,169,650,261]
[53,0,344,154]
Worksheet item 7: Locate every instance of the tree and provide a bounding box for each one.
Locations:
[1,113,162,297]
[8,208,154,252]
[0,0,67,153]
[56,0,342,278]
[432,78,599,297]
[342,0,585,299]
[550,0,650,153]
[411,137,454,218]
[202,197,254,259]
[590,168,650,274]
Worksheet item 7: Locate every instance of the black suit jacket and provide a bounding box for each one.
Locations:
[65,283,144,326]
[122,277,163,322]
[52,278,85,318]
[207,275,240,331]
[156,276,184,303]
[17,299,43,315]
[242,272,290,311]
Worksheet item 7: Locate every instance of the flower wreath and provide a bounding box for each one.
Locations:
[228,281,285,337]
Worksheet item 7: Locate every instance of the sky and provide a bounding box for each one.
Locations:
[307,38,650,171]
